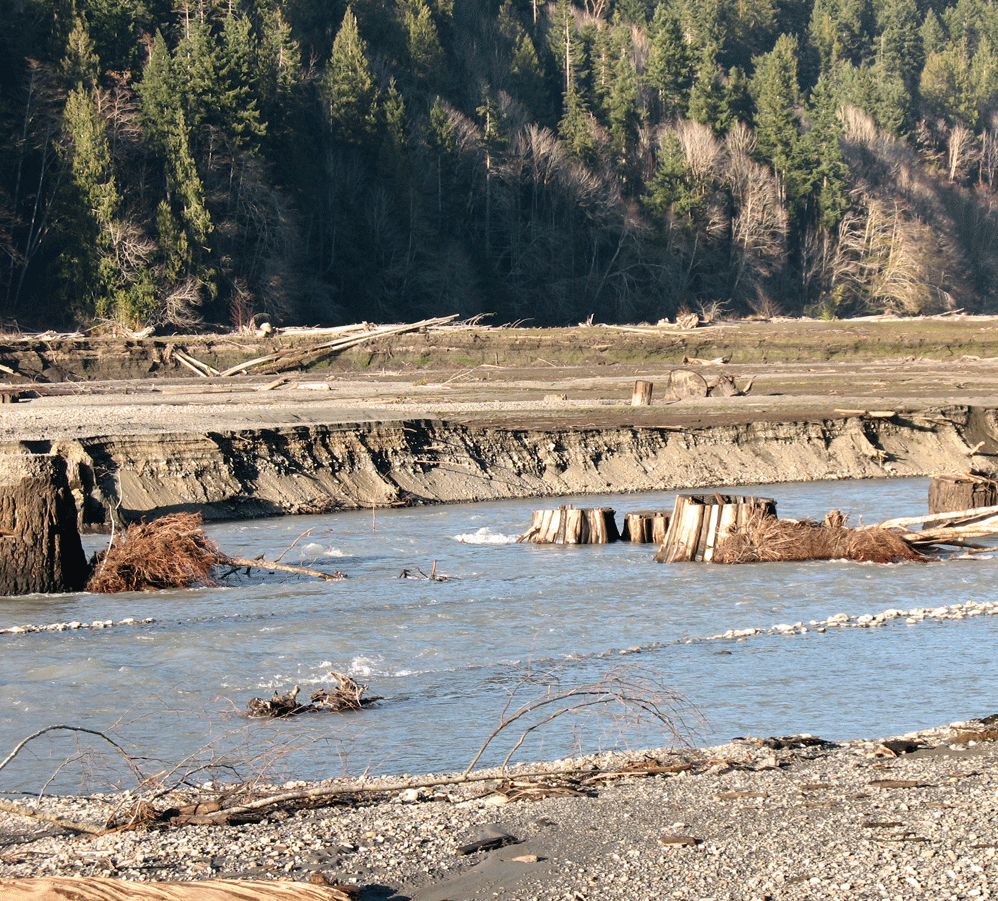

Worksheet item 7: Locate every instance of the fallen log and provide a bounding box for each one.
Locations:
[0,877,359,901]
[218,315,459,377]
[226,555,346,582]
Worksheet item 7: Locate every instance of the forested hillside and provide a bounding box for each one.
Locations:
[4,0,998,330]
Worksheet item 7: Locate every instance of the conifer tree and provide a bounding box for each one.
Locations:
[644,5,694,122]
[405,0,446,91]
[752,34,801,186]
[321,8,379,148]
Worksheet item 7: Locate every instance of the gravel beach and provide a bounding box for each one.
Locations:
[1,719,996,900]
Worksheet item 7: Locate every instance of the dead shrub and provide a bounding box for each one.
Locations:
[87,512,226,593]
[714,511,924,564]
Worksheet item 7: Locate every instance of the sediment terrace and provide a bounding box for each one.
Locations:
[2,320,998,524]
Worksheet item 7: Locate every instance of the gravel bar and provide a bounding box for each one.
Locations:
[1,720,996,900]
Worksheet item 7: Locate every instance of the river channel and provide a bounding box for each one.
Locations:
[1,477,995,795]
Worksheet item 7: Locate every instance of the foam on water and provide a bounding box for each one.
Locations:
[452,527,519,545]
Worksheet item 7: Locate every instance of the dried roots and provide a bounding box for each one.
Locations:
[87,513,227,593]
[714,511,924,564]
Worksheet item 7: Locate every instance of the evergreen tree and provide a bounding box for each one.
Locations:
[405,0,446,91]
[644,5,694,122]
[559,75,597,167]
[801,73,848,231]
[320,8,379,148]
[752,34,801,183]
[920,9,946,58]
[689,44,735,134]
[877,0,922,94]
[217,13,265,148]
[608,49,640,184]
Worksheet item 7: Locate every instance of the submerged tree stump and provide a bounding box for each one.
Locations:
[654,494,776,563]
[0,454,89,594]
[518,506,619,544]
[621,510,671,543]
[928,473,998,514]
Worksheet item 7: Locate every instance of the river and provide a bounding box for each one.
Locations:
[1,477,994,795]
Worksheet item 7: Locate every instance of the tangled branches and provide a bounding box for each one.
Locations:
[714,510,924,564]
[87,513,226,592]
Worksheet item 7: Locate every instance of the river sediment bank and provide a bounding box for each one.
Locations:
[0,719,995,900]
[2,320,998,525]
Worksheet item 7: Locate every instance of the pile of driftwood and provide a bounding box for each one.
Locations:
[87,512,344,593]
[247,675,382,718]
[714,509,924,564]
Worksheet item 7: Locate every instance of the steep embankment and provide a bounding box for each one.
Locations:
[16,406,994,526]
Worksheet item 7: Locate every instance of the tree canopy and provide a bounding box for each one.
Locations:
[3,0,998,330]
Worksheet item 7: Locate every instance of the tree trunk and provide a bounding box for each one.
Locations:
[630,380,654,406]
[0,454,90,595]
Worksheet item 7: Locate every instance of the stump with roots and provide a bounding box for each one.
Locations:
[0,453,89,594]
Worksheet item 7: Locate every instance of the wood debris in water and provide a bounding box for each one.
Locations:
[87,512,346,592]
[86,513,226,592]
[247,675,382,718]
[713,509,924,564]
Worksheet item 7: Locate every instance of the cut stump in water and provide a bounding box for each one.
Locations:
[928,472,998,515]
[0,453,89,594]
[518,506,619,544]
[654,494,776,563]
[621,510,671,544]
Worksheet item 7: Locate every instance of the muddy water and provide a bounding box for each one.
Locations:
[1,478,995,795]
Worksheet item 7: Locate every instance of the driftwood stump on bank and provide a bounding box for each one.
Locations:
[0,454,89,594]
[654,494,776,563]
[631,380,654,406]
[928,473,998,514]
[518,506,619,544]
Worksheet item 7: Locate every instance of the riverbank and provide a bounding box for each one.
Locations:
[2,320,998,524]
[0,718,995,900]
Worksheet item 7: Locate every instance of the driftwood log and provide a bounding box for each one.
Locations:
[518,506,619,544]
[0,878,358,901]
[0,453,89,594]
[666,369,753,400]
[247,675,382,717]
[654,494,776,563]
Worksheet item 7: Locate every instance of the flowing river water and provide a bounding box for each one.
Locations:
[1,477,995,795]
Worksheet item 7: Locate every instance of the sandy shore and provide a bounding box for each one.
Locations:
[0,719,995,900]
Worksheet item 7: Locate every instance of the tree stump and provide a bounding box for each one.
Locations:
[928,473,998,514]
[666,369,709,399]
[518,506,619,544]
[621,510,671,543]
[631,380,654,406]
[654,494,776,563]
[0,454,89,594]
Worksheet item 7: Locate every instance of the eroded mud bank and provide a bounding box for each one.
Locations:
[7,406,993,526]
